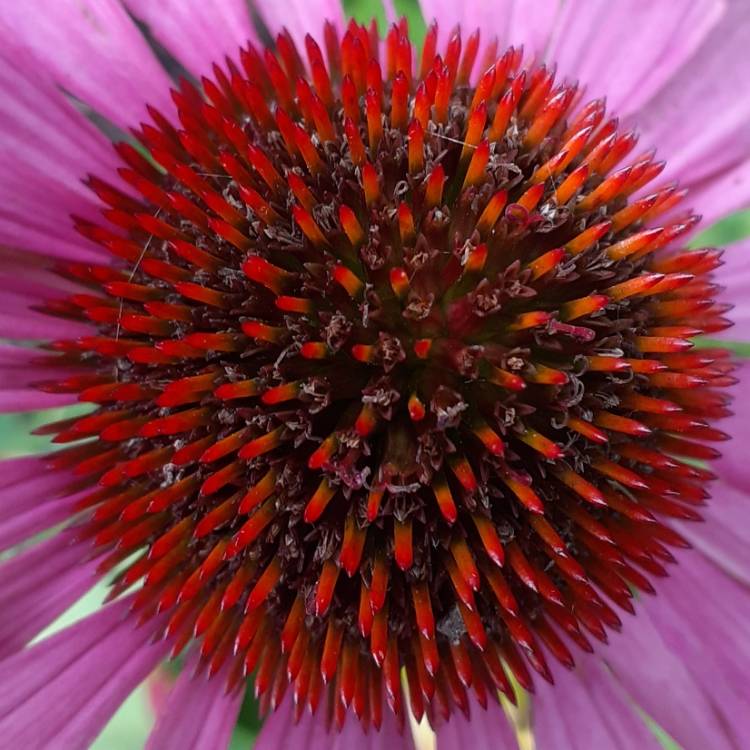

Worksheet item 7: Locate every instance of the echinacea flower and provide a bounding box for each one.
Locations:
[0,0,749,748]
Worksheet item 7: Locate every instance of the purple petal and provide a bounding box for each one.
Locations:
[0,344,80,386]
[654,553,750,746]
[418,0,561,60]
[146,652,244,750]
[711,240,750,337]
[0,390,76,413]
[0,250,88,294]
[0,456,51,488]
[705,361,748,488]
[0,344,86,411]
[672,483,750,586]
[0,52,116,260]
[255,693,416,750]
[532,658,660,749]
[0,466,85,552]
[383,0,397,26]
[604,551,750,750]
[0,307,90,341]
[0,53,118,189]
[0,493,83,553]
[0,531,99,659]
[689,157,750,228]
[628,0,750,193]
[435,693,517,749]
[0,597,169,748]
[0,462,76,520]
[0,0,173,129]
[0,265,93,342]
[250,0,345,51]
[124,0,258,79]
[547,0,723,117]
[253,696,328,749]
[329,709,416,750]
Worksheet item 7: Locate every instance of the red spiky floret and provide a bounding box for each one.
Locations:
[36,18,733,732]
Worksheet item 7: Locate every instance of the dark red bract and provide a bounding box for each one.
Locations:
[37,17,732,733]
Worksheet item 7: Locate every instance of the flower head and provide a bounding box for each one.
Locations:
[0,1,749,749]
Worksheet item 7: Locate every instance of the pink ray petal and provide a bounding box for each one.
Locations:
[434,692,517,749]
[146,651,244,750]
[604,551,750,750]
[0,50,117,260]
[532,658,661,749]
[255,692,416,750]
[629,0,750,189]
[0,531,100,659]
[0,597,169,749]
[125,0,258,79]
[0,0,174,129]
[418,0,561,60]
[547,0,723,117]
[250,0,345,52]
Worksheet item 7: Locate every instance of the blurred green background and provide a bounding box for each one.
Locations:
[4,0,748,748]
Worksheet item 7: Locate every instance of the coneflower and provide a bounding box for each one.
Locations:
[0,2,749,749]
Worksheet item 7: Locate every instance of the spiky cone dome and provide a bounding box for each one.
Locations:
[37,18,732,733]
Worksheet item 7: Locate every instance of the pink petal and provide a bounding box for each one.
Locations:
[255,693,415,750]
[628,0,750,193]
[604,551,750,750]
[0,345,84,390]
[0,344,52,367]
[0,0,173,129]
[0,180,103,261]
[253,696,328,749]
[547,0,723,117]
[709,239,750,338]
[0,597,169,748]
[0,463,76,518]
[417,0,561,59]
[690,158,750,230]
[0,308,90,342]
[655,554,750,743]
[0,493,83,553]
[125,0,257,78]
[532,659,660,749]
[383,0,397,26]
[0,52,119,191]
[0,344,83,410]
[0,311,88,343]
[706,361,748,488]
[672,481,750,586]
[0,531,99,659]
[0,456,51,488]
[0,249,90,294]
[146,653,244,750]
[0,465,84,552]
[0,390,76,412]
[250,0,345,51]
[0,51,117,260]
[0,269,93,342]
[434,693,517,749]
[329,709,416,750]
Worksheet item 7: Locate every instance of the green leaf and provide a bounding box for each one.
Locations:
[691,209,750,248]
[236,687,264,733]
[230,726,258,750]
[343,0,427,47]
[695,337,750,358]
